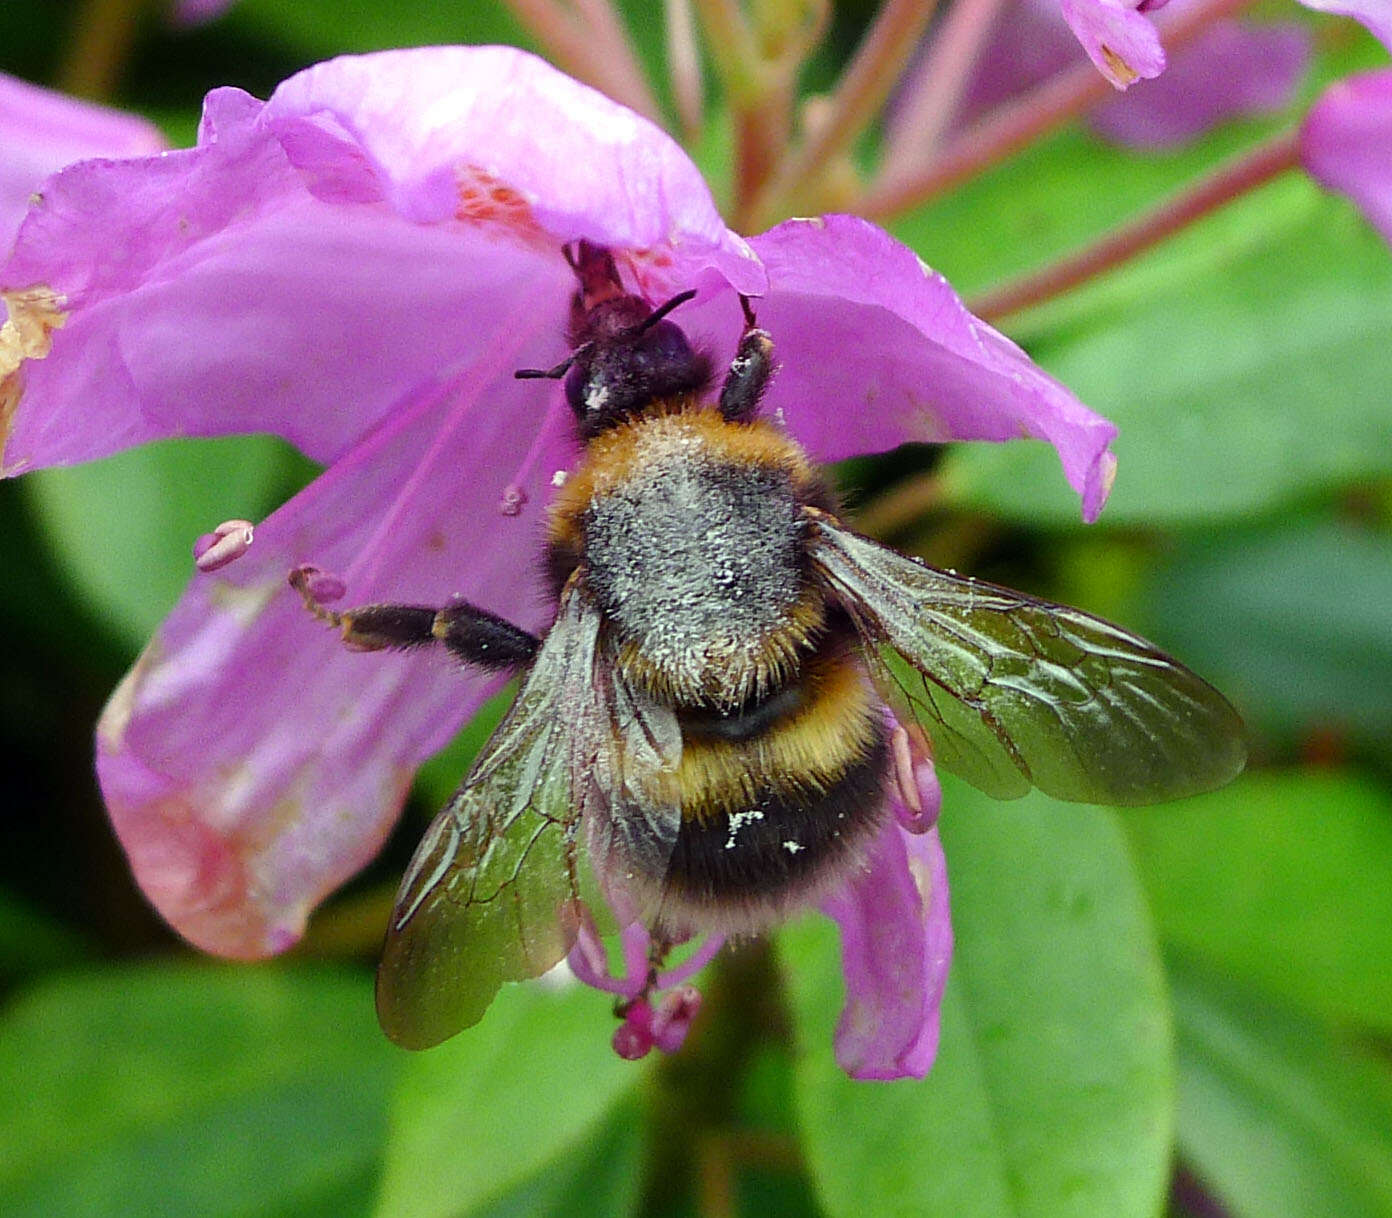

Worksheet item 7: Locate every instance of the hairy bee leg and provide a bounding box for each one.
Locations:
[718,296,776,422]
[430,601,541,669]
[289,568,539,671]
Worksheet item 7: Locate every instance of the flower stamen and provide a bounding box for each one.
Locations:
[193,520,255,572]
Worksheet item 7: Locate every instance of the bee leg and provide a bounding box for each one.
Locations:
[718,296,776,423]
[430,601,541,670]
[290,569,539,672]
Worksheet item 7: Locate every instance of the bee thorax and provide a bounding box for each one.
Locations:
[582,446,813,705]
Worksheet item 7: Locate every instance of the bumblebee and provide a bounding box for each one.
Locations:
[293,242,1245,1051]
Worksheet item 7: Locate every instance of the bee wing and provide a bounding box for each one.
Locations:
[581,658,684,920]
[809,516,1246,805]
[375,580,680,1050]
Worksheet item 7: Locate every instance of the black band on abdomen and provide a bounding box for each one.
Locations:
[661,716,888,912]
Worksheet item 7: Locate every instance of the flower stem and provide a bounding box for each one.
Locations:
[58,0,148,101]
[746,0,942,230]
[503,0,663,124]
[967,128,1301,322]
[697,0,832,224]
[572,0,664,119]
[666,0,707,140]
[693,0,764,103]
[692,0,775,210]
[858,0,1255,220]
[878,0,1009,191]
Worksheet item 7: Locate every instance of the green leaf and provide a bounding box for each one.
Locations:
[940,183,1392,526]
[374,979,643,1218]
[1143,522,1392,762]
[1124,770,1392,1037]
[1172,961,1392,1218]
[784,782,1171,1218]
[24,434,295,649]
[0,964,398,1218]
[468,1093,644,1218]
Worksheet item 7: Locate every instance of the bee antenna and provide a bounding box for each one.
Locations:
[633,289,698,335]
[515,341,595,381]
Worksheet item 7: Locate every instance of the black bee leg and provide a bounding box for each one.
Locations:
[718,296,776,422]
[431,601,541,669]
[290,568,539,672]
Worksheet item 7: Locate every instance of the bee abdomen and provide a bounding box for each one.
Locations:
[652,641,892,935]
[659,716,889,934]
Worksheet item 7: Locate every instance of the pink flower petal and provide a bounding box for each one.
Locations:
[1298,0,1392,52]
[97,347,577,957]
[260,49,761,295]
[821,819,953,1080]
[1059,0,1166,90]
[0,72,165,254]
[1092,21,1309,148]
[744,214,1117,520]
[0,47,761,476]
[1301,69,1392,246]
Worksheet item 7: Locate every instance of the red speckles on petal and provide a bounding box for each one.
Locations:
[623,244,715,300]
[629,246,675,270]
[454,165,548,246]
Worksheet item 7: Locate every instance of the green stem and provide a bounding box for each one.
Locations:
[693,0,764,104]
[747,0,941,230]
[697,0,832,227]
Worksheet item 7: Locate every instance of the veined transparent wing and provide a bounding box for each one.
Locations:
[809,516,1246,805]
[582,657,684,916]
[376,580,680,1050]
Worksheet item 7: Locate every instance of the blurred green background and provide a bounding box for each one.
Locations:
[2,3,1390,1217]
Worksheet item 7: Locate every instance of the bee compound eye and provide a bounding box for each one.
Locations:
[563,364,589,414]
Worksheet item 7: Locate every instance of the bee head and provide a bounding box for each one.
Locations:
[516,242,713,439]
[562,294,712,437]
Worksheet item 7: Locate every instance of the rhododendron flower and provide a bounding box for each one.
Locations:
[958,0,1310,148]
[1061,0,1388,91]
[1301,69,1392,245]
[0,47,1117,1079]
